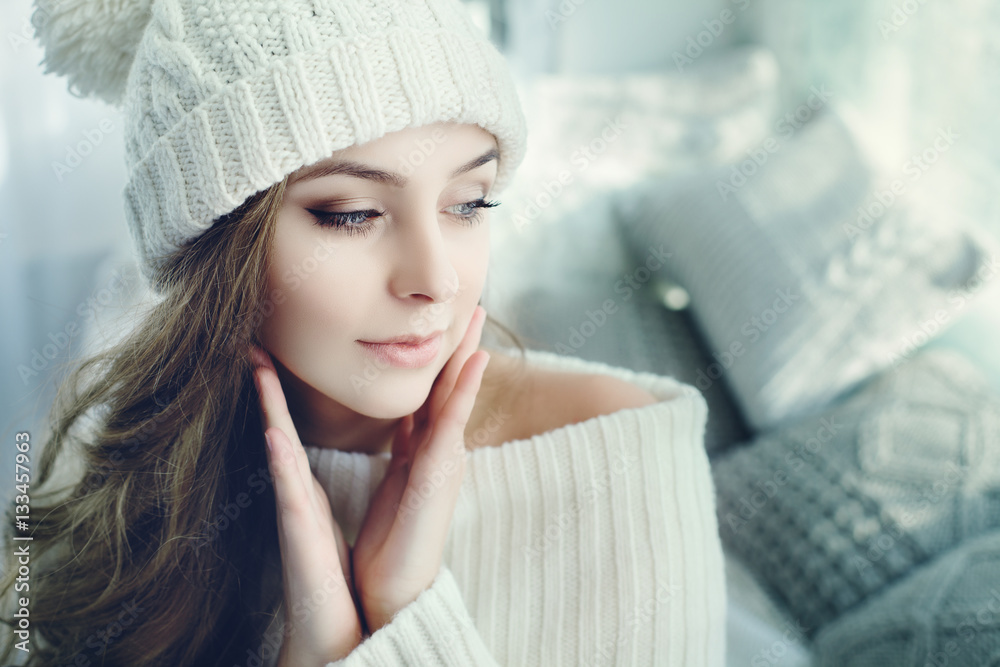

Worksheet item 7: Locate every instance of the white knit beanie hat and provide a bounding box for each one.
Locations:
[32,0,528,294]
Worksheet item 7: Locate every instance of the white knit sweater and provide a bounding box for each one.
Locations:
[259,348,726,666]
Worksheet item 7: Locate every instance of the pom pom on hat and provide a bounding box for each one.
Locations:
[32,0,154,105]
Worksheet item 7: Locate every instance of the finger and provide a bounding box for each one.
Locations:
[385,414,416,507]
[331,515,361,612]
[393,351,489,544]
[266,426,319,546]
[382,413,415,483]
[251,346,299,439]
[390,413,415,467]
[359,434,412,549]
[352,415,416,572]
[411,387,433,437]
[251,347,316,502]
[429,351,490,460]
[428,306,487,418]
[317,476,355,595]
[268,427,354,619]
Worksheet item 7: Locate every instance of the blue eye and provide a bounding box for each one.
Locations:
[451,198,500,223]
[307,208,383,237]
[307,198,500,237]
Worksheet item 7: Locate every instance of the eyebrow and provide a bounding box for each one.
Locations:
[290,147,500,187]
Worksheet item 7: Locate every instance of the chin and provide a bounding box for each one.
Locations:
[342,368,438,420]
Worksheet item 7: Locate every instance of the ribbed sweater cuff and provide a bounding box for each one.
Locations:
[325,566,499,666]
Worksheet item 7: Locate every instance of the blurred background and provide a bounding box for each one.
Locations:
[2,0,1000,664]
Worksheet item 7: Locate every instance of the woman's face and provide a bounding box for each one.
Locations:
[260,122,498,420]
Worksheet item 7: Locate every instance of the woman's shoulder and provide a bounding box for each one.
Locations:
[467,346,662,450]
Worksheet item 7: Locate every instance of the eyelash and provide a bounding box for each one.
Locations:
[307,198,501,237]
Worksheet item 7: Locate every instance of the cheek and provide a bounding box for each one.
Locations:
[456,233,489,300]
[260,234,364,355]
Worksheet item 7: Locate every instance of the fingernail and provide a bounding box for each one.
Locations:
[265,432,274,456]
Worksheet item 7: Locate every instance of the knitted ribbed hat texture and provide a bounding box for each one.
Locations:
[32,0,528,293]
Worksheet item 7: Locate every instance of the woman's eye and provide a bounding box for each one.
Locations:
[306,198,500,236]
[448,198,501,223]
[307,208,382,237]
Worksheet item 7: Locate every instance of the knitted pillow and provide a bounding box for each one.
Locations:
[490,45,780,307]
[711,346,1000,638]
[811,529,1000,666]
[488,47,778,460]
[612,106,999,432]
[506,277,750,458]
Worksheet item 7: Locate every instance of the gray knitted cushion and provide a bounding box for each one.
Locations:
[711,346,1000,636]
[508,278,750,458]
[813,529,1000,666]
[613,107,998,432]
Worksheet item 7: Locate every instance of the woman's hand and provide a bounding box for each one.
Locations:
[250,345,364,666]
[351,305,491,633]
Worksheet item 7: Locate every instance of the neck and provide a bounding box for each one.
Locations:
[271,358,400,456]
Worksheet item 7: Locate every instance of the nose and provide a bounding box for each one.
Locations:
[388,207,460,304]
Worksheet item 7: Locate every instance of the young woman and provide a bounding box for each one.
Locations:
[1,0,726,665]
[250,119,678,665]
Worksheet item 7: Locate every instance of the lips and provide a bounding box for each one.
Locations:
[359,330,445,346]
[357,331,444,369]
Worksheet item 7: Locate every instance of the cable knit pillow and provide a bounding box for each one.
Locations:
[612,106,999,432]
[711,346,1000,639]
[489,46,781,460]
[812,529,1000,666]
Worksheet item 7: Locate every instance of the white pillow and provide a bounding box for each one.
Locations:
[613,106,1000,431]
[490,45,781,323]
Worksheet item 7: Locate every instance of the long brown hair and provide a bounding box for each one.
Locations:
[0,177,525,666]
